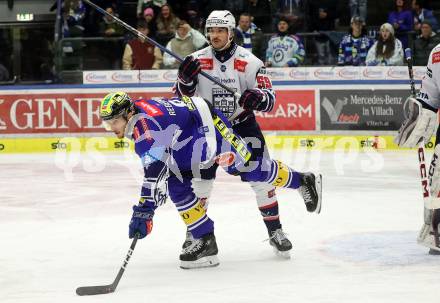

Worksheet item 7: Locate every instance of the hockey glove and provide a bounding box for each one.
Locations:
[238,89,266,111]
[394,97,437,148]
[177,56,201,84]
[129,205,154,239]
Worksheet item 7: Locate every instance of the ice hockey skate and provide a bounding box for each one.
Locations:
[180,232,219,269]
[299,173,322,214]
[268,228,292,259]
[418,209,440,254]
[182,230,194,249]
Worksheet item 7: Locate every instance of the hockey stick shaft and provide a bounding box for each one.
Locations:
[83,0,240,98]
[76,236,138,296]
[405,48,432,208]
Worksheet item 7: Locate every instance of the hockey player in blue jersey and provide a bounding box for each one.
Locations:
[99,91,322,269]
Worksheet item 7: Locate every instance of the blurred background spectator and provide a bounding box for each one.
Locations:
[183,1,205,33]
[162,20,207,68]
[338,16,373,66]
[137,0,167,18]
[234,12,265,61]
[265,17,305,67]
[388,0,413,48]
[123,19,162,70]
[413,20,440,65]
[142,7,157,36]
[308,0,338,65]
[243,0,272,32]
[274,0,307,33]
[366,22,404,66]
[412,0,439,33]
[99,6,124,37]
[155,4,180,47]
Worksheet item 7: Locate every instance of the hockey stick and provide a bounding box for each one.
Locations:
[404,48,432,208]
[76,236,138,296]
[83,0,240,99]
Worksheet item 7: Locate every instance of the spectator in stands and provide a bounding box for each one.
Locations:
[308,0,338,65]
[349,0,367,25]
[162,20,207,69]
[265,17,305,67]
[412,0,439,33]
[155,4,180,47]
[122,20,162,70]
[388,0,413,48]
[338,16,373,66]
[413,21,440,65]
[142,8,157,37]
[99,6,124,37]
[274,0,307,33]
[366,23,404,66]
[234,13,265,61]
[184,1,205,33]
[62,0,86,37]
[137,0,167,18]
[243,0,273,32]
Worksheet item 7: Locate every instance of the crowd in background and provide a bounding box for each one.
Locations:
[1,0,440,82]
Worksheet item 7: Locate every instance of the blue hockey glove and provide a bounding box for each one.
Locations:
[178,56,201,84]
[239,89,266,111]
[129,205,154,239]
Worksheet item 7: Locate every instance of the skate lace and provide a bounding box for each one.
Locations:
[265,229,289,244]
[183,238,203,254]
[299,185,312,204]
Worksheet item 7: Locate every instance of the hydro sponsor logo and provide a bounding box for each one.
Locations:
[313,68,334,80]
[362,68,383,79]
[111,72,134,83]
[268,70,286,80]
[289,69,309,79]
[139,72,160,82]
[163,70,178,81]
[337,68,358,79]
[85,73,107,83]
[0,143,4,151]
[387,67,407,79]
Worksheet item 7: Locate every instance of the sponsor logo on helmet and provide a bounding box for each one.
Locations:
[387,67,407,79]
[313,68,335,79]
[362,68,384,79]
[111,72,135,83]
[85,73,107,83]
[337,68,358,79]
[163,70,178,81]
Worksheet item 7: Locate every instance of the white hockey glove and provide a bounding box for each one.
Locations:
[394,97,437,148]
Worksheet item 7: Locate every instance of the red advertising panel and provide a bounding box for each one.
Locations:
[0,91,173,134]
[255,90,315,131]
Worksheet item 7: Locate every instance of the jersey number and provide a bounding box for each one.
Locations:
[257,76,272,89]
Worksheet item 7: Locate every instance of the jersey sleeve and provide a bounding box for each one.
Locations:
[417,44,440,109]
[286,35,305,67]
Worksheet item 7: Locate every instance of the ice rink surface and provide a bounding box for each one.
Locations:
[1,149,439,303]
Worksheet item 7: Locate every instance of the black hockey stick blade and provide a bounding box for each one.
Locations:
[76,284,116,296]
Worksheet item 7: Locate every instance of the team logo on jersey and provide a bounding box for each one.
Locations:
[233,59,248,72]
[221,65,227,72]
[212,87,237,118]
[273,49,285,63]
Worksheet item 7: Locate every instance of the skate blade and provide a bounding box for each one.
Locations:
[180,255,220,269]
[273,247,291,259]
[314,174,322,214]
[417,224,440,252]
[429,249,440,255]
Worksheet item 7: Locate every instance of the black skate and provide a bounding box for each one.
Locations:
[268,228,292,259]
[180,232,219,269]
[182,230,194,249]
[299,172,322,214]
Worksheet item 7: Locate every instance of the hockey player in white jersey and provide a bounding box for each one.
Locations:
[175,10,322,258]
[395,43,440,254]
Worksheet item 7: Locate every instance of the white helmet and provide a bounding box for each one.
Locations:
[205,10,236,49]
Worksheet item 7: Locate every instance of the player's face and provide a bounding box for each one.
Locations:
[278,21,289,33]
[105,116,127,139]
[208,27,229,50]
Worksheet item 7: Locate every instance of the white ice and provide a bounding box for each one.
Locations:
[0,149,439,303]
